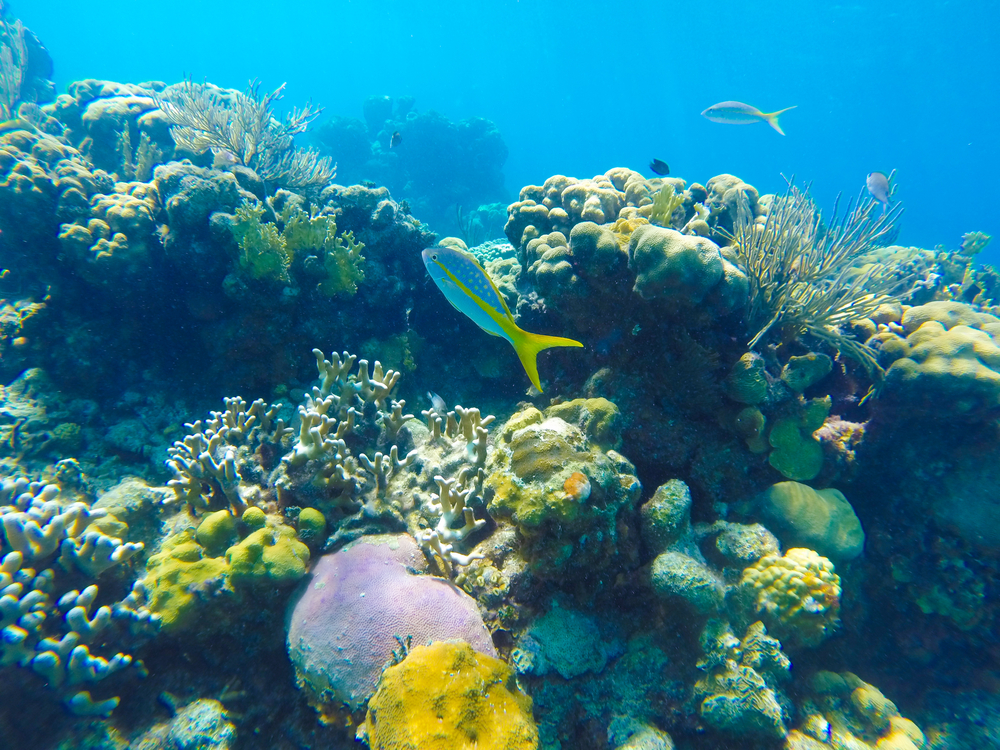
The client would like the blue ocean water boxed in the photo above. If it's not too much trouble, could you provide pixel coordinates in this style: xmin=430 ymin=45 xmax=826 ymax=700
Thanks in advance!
xmin=19 ymin=0 xmax=1000 ymax=261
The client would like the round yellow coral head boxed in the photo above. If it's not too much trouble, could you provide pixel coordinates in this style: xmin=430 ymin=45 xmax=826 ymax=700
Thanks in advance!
xmin=362 ymin=641 xmax=538 ymax=750
xmin=741 ymin=547 xmax=841 ymax=648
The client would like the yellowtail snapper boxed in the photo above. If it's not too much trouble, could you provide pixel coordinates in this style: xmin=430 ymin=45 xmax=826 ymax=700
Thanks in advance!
xmin=421 ymin=245 xmax=583 ymax=391
xmin=701 ymin=101 xmax=797 ymax=135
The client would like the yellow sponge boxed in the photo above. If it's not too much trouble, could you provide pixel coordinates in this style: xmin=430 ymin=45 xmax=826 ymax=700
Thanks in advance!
xmin=362 ymin=641 xmax=538 ymax=750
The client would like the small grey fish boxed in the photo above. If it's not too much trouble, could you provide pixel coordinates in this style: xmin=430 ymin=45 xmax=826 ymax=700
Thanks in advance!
xmin=427 ymin=391 xmax=446 ymax=413
xmin=701 ymin=101 xmax=797 ymax=135
xmin=649 ymin=158 xmax=670 ymax=176
xmin=866 ymin=171 xmax=891 ymax=214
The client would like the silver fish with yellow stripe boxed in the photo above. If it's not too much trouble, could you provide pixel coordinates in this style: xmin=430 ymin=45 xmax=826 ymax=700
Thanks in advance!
xmin=421 ymin=245 xmax=583 ymax=392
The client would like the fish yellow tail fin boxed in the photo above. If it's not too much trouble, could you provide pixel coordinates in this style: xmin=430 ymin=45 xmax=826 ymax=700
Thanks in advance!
xmin=763 ymin=105 xmax=797 ymax=135
xmin=509 ymin=329 xmax=584 ymax=392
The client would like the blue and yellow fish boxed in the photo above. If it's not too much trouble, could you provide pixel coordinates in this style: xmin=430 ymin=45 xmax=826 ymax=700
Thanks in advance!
xmin=421 ymin=245 xmax=583 ymax=391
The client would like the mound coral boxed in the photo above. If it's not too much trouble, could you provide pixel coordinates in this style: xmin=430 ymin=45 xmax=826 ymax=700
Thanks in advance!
xmin=226 ymin=523 xmax=309 ymax=586
xmin=871 ymin=300 xmax=1000 ymax=419
xmin=285 ymin=534 xmax=496 ymax=713
xmin=748 ymin=482 xmax=864 ymax=563
xmin=142 ymin=529 xmax=230 ymax=632
xmin=628 ymin=224 xmax=748 ymax=314
xmin=360 ymin=641 xmax=538 ymax=750
xmin=485 ymin=404 xmax=641 ymax=577
xmin=741 ymin=548 xmax=841 ymax=648
xmin=786 ymin=671 xmax=926 ymax=750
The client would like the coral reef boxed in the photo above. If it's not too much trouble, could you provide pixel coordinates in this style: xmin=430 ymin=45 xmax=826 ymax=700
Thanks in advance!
xmin=1 ymin=33 xmax=998 ymax=747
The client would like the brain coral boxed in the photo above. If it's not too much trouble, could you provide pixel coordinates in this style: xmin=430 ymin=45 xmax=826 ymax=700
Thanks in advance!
xmin=871 ymin=301 xmax=1000 ymax=419
xmin=695 ymin=621 xmax=790 ymax=739
xmin=285 ymin=534 xmax=496 ymax=713
xmin=741 ymin=548 xmax=841 ymax=648
xmin=360 ymin=641 xmax=538 ymax=750
xmin=485 ymin=405 xmax=641 ymax=578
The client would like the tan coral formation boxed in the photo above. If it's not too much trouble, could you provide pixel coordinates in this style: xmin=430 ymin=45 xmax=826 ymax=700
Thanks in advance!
xmin=871 ymin=300 xmax=1000 ymax=418
xmin=785 ymin=671 xmax=926 ymax=750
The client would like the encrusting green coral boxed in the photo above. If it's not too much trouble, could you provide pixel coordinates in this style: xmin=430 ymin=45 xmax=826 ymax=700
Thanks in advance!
xmin=231 ymin=199 xmax=291 ymax=282
xmin=767 ymin=397 xmax=830 ymax=481
xmin=230 ymin=198 xmax=366 ymax=294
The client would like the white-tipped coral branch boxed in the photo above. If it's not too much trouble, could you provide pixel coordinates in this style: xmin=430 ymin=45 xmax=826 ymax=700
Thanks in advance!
xmin=416 ymin=474 xmax=487 ymax=576
xmin=359 ymin=446 xmax=418 ymax=497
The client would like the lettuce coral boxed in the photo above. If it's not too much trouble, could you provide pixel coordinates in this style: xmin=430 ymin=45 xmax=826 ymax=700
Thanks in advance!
xmin=231 ymin=199 xmax=291 ymax=282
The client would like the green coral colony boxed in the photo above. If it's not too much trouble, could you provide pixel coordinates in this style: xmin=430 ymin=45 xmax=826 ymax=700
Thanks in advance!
xmin=2 ymin=9 xmax=1000 ymax=750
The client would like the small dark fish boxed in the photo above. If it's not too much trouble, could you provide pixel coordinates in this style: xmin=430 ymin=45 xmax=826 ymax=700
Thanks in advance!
xmin=389 ymin=131 xmax=401 ymax=148
xmin=866 ymin=171 xmax=891 ymax=215
xmin=649 ymin=159 xmax=670 ymax=176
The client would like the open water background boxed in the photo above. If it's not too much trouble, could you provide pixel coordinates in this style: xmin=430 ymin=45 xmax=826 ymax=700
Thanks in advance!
xmin=18 ymin=0 xmax=1000 ymax=261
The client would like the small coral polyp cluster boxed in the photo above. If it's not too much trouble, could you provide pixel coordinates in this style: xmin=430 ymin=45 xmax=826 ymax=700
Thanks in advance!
xmin=2 ymin=17 xmax=999 ymax=746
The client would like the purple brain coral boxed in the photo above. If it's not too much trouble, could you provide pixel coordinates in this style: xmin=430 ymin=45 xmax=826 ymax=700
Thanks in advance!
xmin=285 ymin=533 xmax=496 ymax=712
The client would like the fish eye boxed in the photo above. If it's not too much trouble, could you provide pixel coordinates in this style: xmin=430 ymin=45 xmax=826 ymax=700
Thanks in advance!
xmin=431 ymin=254 xmax=438 ymax=260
